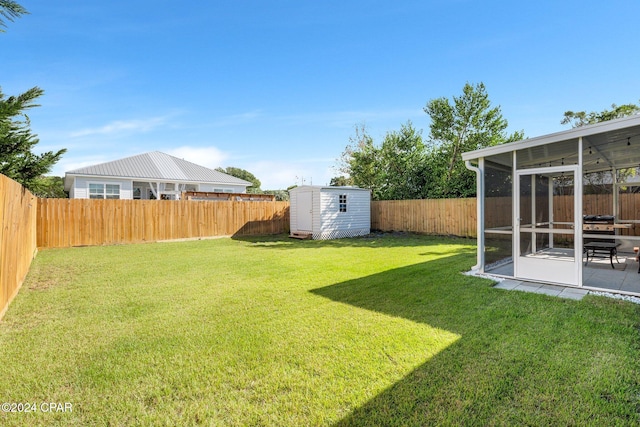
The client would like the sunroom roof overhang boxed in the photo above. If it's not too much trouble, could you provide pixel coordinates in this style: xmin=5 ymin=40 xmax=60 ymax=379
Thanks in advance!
xmin=462 ymin=114 xmax=640 ymax=174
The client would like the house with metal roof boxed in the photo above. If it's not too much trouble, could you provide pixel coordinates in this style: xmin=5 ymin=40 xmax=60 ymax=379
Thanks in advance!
xmin=64 ymin=151 xmax=252 ymax=200
xmin=462 ymin=114 xmax=640 ymax=296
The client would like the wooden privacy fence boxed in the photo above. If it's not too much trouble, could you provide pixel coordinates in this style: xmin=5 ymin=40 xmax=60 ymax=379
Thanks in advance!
xmin=372 ymin=198 xmax=477 ymax=237
xmin=37 ymin=199 xmax=290 ymax=249
xmin=4 ymin=184 xmax=640 ymax=318
xmin=373 ymin=194 xmax=640 ymax=238
xmin=0 ymin=175 xmax=37 ymax=319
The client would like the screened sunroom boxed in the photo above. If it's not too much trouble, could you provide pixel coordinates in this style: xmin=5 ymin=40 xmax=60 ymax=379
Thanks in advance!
xmin=462 ymin=115 xmax=640 ymax=296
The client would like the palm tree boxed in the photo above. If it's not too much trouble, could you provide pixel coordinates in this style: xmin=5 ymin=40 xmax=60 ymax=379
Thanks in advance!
xmin=0 ymin=0 xmax=27 ymax=32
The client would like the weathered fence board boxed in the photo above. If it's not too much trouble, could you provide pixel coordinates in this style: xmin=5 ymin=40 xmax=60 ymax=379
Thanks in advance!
xmin=37 ymin=199 xmax=290 ymax=248
xmin=371 ymin=198 xmax=478 ymax=237
xmin=0 ymin=175 xmax=37 ymax=319
xmin=372 ymin=194 xmax=640 ymax=238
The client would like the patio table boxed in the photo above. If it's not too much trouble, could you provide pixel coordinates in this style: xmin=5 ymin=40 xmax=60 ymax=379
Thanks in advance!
xmin=583 ymin=242 xmax=620 ymax=269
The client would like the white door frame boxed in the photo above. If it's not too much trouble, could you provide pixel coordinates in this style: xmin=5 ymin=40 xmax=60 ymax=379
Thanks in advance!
xmin=514 ymin=165 xmax=581 ymax=286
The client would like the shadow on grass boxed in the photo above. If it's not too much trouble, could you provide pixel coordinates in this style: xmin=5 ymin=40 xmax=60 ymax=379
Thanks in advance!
xmin=310 ymin=254 xmax=640 ymax=425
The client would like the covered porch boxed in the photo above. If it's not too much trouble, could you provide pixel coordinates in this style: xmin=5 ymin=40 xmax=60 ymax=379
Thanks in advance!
xmin=132 ymin=181 xmax=198 ymax=200
xmin=462 ymin=115 xmax=640 ymax=296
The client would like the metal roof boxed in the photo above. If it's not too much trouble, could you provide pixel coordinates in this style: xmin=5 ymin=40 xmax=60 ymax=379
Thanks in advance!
xmin=65 ymin=151 xmax=252 ymax=186
xmin=462 ymin=114 xmax=640 ymax=173
xmin=289 ymin=185 xmax=371 ymax=193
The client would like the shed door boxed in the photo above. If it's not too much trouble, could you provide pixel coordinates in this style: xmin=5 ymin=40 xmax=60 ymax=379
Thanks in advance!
xmin=297 ymin=191 xmax=313 ymax=231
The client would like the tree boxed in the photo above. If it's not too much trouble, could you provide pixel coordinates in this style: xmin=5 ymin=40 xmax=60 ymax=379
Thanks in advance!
xmin=30 ymin=175 xmax=67 ymax=198
xmin=338 ymin=124 xmax=384 ymax=199
xmin=262 ymin=189 xmax=289 ymax=201
xmin=0 ymin=0 xmax=27 ymax=31
xmin=1 ymin=0 xmax=66 ymax=192
xmin=561 ymin=102 xmax=640 ymax=128
xmin=329 ymin=176 xmax=352 ymax=186
xmin=215 ymin=166 xmax=262 ymax=193
xmin=0 ymin=87 xmax=67 ymax=191
xmin=377 ymin=121 xmax=428 ymax=200
xmin=338 ymin=84 xmax=521 ymax=200
xmin=424 ymin=82 xmax=523 ymax=198
xmin=338 ymin=122 xmax=429 ymax=200
xmin=562 ymin=100 xmax=640 ymax=192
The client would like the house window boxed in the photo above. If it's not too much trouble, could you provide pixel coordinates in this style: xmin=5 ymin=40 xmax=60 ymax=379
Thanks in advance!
xmin=339 ymin=194 xmax=347 ymax=212
xmin=133 ymin=187 xmax=141 ymax=200
xmin=105 ymin=184 xmax=120 ymax=199
xmin=89 ymin=183 xmax=104 ymax=199
xmin=89 ymin=183 xmax=120 ymax=199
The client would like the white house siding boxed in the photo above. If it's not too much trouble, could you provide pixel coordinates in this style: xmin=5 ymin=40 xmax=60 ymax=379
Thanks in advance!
xmin=72 ymin=177 xmax=133 ymax=199
xmin=316 ymin=189 xmax=370 ymax=240
xmin=120 ymin=180 xmax=133 ymax=199
xmin=71 ymin=177 xmax=89 ymax=199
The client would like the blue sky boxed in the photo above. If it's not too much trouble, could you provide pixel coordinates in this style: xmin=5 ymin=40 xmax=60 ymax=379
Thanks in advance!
xmin=3 ymin=1 xmax=640 ymax=189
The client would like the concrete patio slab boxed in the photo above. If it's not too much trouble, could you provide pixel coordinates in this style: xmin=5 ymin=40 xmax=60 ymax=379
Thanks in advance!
xmin=492 ymin=279 xmax=586 ymax=300
xmin=493 ymin=279 xmax=521 ymax=290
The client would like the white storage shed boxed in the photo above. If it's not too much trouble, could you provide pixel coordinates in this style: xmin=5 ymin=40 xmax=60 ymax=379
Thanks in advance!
xmin=289 ymin=186 xmax=371 ymax=240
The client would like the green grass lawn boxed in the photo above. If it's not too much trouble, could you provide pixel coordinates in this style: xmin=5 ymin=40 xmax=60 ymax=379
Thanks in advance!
xmin=0 ymin=234 xmax=639 ymax=426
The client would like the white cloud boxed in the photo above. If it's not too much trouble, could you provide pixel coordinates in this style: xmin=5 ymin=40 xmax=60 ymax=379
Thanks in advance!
xmin=49 ymin=155 xmax=115 ymax=176
xmin=70 ymin=116 xmax=170 ymax=137
xmin=210 ymin=110 xmax=264 ymax=127
xmin=166 ymin=146 xmax=229 ymax=170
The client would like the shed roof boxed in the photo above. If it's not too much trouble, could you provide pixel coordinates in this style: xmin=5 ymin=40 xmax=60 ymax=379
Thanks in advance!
xmin=289 ymin=185 xmax=371 ymax=193
xmin=65 ymin=151 xmax=252 ymax=186
xmin=462 ymin=114 xmax=640 ymax=173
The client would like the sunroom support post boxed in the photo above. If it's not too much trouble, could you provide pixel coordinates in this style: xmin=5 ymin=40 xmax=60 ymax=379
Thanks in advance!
xmin=549 ymin=174 xmax=554 ymax=249
xmin=512 ymin=151 xmax=518 ymax=278
xmin=576 ymin=137 xmax=583 ymax=287
xmin=465 ymin=158 xmax=484 ymax=272
xmin=531 ymin=175 xmax=536 ymax=253
xmin=613 ymin=167 xmax=618 ymax=222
